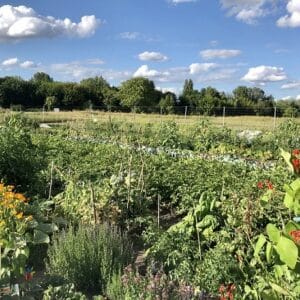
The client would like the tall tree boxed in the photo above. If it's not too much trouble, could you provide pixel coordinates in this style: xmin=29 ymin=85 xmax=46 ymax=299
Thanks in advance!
xmin=159 ymin=92 xmax=177 ymax=114
xmin=118 ymin=77 xmax=159 ymax=111
xmin=31 ymin=72 xmax=53 ymax=83
xmin=80 ymin=76 xmax=110 ymax=107
xmin=180 ymin=79 xmax=196 ymax=106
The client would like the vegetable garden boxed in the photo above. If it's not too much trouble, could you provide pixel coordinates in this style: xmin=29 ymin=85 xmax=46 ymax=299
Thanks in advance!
xmin=0 ymin=114 xmax=300 ymax=299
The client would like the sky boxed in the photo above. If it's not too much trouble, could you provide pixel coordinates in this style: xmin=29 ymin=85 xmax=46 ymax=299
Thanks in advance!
xmin=0 ymin=0 xmax=300 ymax=100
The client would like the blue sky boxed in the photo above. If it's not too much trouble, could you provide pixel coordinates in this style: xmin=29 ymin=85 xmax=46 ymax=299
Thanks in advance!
xmin=0 ymin=0 xmax=300 ymax=99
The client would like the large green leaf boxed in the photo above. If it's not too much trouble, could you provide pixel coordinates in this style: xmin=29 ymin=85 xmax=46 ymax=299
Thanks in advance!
xmin=269 ymin=282 xmax=290 ymax=296
xmin=33 ymin=229 xmax=50 ymax=244
xmin=254 ymin=234 xmax=266 ymax=257
xmin=266 ymin=242 xmax=273 ymax=263
xmin=274 ymin=236 xmax=298 ymax=269
xmin=280 ymin=148 xmax=294 ymax=172
xmin=35 ymin=223 xmax=58 ymax=234
xmin=266 ymin=224 xmax=280 ymax=243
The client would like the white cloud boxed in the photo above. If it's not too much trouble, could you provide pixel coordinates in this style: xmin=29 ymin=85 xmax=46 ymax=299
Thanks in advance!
xmin=51 ymin=60 xmax=130 ymax=81
xmin=277 ymin=0 xmax=300 ymax=28
xmin=1 ymin=57 xmax=38 ymax=68
xmin=200 ymin=68 xmax=237 ymax=82
xmin=281 ymin=95 xmax=300 ymax=100
xmin=2 ymin=57 xmax=19 ymax=66
xmin=281 ymin=81 xmax=300 ymax=89
xmin=156 ymin=86 xmax=180 ymax=95
xmin=0 ymin=5 xmax=100 ymax=41
xmin=119 ymin=32 xmax=140 ymax=40
xmin=20 ymin=60 xmax=36 ymax=68
xmin=133 ymin=65 xmax=160 ymax=78
xmin=132 ymin=63 xmax=237 ymax=85
xmin=281 ymin=96 xmax=293 ymax=100
xmin=220 ymin=0 xmax=276 ymax=24
xmin=189 ymin=63 xmax=218 ymax=74
xmin=200 ymin=49 xmax=241 ymax=59
xmin=138 ymin=51 xmax=168 ymax=62
xmin=242 ymin=65 xmax=287 ymax=83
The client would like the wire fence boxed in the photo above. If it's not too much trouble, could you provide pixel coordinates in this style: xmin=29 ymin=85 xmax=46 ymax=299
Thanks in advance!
xmin=1 ymin=105 xmax=300 ymax=131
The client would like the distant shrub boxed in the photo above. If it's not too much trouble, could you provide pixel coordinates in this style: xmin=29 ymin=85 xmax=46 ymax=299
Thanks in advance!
xmin=46 ymin=224 xmax=133 ymax=295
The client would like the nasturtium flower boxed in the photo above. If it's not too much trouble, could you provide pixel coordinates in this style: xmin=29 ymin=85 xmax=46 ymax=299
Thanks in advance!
xmin=292 ymin=149 xmax=300 ymax=157
xmin=290 ymin=230 xmax=300 ymax=244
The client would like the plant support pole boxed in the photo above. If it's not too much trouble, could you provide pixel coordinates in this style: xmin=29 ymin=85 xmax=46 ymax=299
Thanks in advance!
xmin=157 ymin=194 xmax=161 ymax=229
xmin=48 ymin=161 xmax=54 ymax=200
xmin=222 ymin=106 xmax=226 ymax=127
xmin=273 ymin=106 xmax=277 ymax=130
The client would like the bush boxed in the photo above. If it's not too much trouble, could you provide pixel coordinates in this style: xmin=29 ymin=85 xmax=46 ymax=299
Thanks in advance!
xmin=46 ymin=224 xmax=133 ymax=295
xmin=0 ymin=114 xmax=44 ymax=193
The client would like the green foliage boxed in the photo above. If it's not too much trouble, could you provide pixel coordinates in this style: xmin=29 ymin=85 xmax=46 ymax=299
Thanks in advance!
xmin=0 ymin=114 xmax=44 ymax=193
xmin=249 ymin=149 xmax=300 ymax=298
xmin=118 ymin=77 xmax=159 ymax=110
xmin=43 ymin=284 xmax=87 ymax=300
xmin=46 ymin=224 xmax=133 ymax=295
xmin=195 ymin=245 xmax=243 ymax=295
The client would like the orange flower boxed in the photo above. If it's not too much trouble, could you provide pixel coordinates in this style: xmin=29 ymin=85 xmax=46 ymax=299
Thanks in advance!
xmin=290 ymin=230 xmax=300 ymax=244
xmin=292 ymin=159 xmax=300 ymax=174
xmin=15 ymin=193 xmax=27 ymax=202
xmin=292 ymin=149 xmax=300 ymax=157
xmin=257 ymin=182 xmax=264 ymax=189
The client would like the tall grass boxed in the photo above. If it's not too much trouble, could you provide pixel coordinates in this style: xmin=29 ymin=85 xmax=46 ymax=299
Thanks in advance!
xmin=46 ymin=223 xmax=133 ymax=295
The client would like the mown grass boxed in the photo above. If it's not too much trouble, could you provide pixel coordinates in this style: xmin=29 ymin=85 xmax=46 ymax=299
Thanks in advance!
xmin=1 ymin=109 xmax=299 ymax=130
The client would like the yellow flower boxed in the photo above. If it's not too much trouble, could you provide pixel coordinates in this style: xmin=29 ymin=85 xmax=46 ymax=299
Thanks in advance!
xmin=26 ymin=215 xmax=33 ymax=221
xmin=7 ymin=185 xmax=14 ymax=192
xmin=15 ymin=212 xmax=23 ymax=219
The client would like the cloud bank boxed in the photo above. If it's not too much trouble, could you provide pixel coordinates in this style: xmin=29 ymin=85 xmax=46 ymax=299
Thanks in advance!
xmin=0 ymin=5 xmax=100 ymax=41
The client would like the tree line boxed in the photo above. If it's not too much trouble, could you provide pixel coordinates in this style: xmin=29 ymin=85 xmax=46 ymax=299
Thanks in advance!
xmin=0 ymin=72 xmax=299 ymax=116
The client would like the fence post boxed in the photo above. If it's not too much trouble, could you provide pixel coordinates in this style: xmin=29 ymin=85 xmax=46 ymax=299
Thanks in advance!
xmin=184 ymin=106 xmax=188 ymax=119
xmin=42 ymin=106 xmax=45 ymax=123
xmin=273 ymin=106 xmax=277 ymax=129
xmin=222 ymin=106 xmax=226 ymax=127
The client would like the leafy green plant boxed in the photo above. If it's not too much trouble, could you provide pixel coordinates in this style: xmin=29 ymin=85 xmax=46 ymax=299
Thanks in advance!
xmin=43 ymin=283 xmax=87 ymax=300
xmin=195 ymin=244 xmax=243 ymax=296
xmin=249 ymin=149 xmax=300 ymax=299
xmin=46 ymin=224 xmax=133 ymax=295
xmin=0 ymin=114 xmax=44 ymax=194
